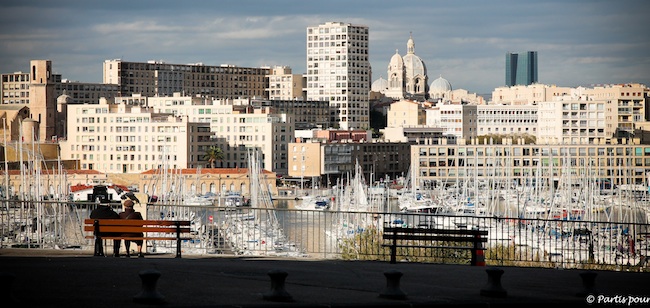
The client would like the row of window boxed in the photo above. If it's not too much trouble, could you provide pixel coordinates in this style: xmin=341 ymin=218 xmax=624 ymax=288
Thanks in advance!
xmin=417 ymin=146 xmax=650 ymax=157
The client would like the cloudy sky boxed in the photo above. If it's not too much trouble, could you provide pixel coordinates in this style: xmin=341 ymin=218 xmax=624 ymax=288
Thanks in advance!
xmin=1 ymin=0 xmax=648 ymax=94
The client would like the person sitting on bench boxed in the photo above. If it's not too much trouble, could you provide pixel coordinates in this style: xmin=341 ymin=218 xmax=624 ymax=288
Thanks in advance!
xmin=89 ymin=198 xmax=121 ymax=257
xmin=119 ymin=199 xmax=145 ymax=258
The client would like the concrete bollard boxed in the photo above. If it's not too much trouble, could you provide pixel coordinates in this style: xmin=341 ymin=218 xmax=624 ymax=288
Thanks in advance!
xmin=263 ymin=269 xmax=293 ymax=302
xmin=480 ymin=267 xmax=507 ymax=297
xmin=379 ymin=270 xmax=407 ymax=300
xmin=133 ymin=269 xmax=166 ymax=304
xmin=576 ymin=271 xmax=599 ymax=297
xmin=0 ymin=272 xmax=18 ymax=304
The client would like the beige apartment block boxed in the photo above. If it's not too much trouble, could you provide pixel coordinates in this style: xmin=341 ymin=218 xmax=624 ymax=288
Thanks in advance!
xmin=426 ymin=104 xmax=477 ymax=139
xmin=387 ymin=99 xmax=426 ymax=127
xmin=580 ymin=83 xmax=648 ymax=134
xmin=60 ymin=98 xmax=212 ymax=174
xmin=537 ymin=96 xmax=617 ymax=144
xmin=125 ymin=93 xmax=293 ymax=175
xmin=1 ymin=72 xmax=30 ymax=105
xmin=412 ymin=137 xmax=649 ymax=188
xmin=287 ymin=141 xmax=322 ymax=179
xmin=491 ymin=84 xmax=573 ymax=105
xmin=266 ymin=66 xmax=305 ymax=100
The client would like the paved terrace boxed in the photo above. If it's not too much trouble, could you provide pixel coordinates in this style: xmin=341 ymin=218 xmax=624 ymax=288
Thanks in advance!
xmin=0 ymin=248 xmax=648 ymax=307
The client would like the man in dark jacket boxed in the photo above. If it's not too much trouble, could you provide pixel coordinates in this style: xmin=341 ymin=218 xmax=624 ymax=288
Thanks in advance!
xmin=90 ymin=202 xmax=121 ymax=257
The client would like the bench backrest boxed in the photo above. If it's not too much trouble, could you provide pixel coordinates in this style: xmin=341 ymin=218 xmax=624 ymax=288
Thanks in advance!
xmin=84 ymin=219 xmax=191 ymax=234
xmin=383 ymin=227 xmax=488 ymax=242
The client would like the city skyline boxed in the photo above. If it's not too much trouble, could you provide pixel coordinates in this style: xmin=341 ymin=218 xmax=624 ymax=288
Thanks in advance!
xmin=0 ymin=0 xmax=648 ymax=95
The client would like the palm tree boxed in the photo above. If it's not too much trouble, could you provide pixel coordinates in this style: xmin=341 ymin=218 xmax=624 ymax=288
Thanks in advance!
xmin=203 ymin=146 xmax=224 ymax=168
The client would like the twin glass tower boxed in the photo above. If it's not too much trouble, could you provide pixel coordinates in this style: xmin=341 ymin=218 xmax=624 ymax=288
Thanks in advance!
xmin=505 ymin=51 xmax=538 ymax=87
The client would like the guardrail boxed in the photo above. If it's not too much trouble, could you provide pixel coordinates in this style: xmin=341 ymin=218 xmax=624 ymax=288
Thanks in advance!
xmin=0 ymin=200 xmax=648 ymax=270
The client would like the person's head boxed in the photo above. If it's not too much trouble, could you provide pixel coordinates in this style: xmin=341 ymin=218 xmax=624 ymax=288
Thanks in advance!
xmin=124 ymin=199 xmax=134 ymax=208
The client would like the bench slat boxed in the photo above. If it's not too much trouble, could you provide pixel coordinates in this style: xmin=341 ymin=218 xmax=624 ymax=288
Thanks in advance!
xmin=84 ymin=226 xmax=191 ymax=233
xmin=381 ymin=244 xmax=482 ymax=250
xmin=85 ymin=236 xmax=191 ymax=241
xmin=384 ymin=227 xmax=488 ymax=236
xmin=84 ymin=219 xmax=190 ymax=226
xmin=382 ymin=234 xmax=488 ymax=242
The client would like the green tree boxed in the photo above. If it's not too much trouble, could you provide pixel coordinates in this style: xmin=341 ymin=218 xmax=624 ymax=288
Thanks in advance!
xmin=203 ymin=146 xmax=224 ymax=168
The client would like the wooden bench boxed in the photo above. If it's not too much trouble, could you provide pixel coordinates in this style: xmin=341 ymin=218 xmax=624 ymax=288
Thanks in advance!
xmin=84 ymin=219 xmax=191 ymax=258
xmin=382 ymin=226 xmax=488 ymax=265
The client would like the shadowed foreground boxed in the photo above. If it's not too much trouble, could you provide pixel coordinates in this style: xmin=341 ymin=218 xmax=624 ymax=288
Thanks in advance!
xmin=0 ymin=248 xmax=648 ymax=307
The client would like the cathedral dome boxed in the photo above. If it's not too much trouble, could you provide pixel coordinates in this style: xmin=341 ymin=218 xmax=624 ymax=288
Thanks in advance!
xmin=430 ymin=76 xmax=452 ymax=92
xmin=403 ymin=53 xmax=427 ymax=78
xmin=371 ymin=77 xmax=388 ymax=93
xmin=388 ymin=50 xmax=404 ymax=70
xmin=57 ymin=93 xmax=72 ymax=104
xmin=403 ymin=33 xmax=427 ymax=79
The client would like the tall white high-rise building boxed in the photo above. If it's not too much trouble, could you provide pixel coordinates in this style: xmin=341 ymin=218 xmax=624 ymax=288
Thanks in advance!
xmin=306 ymin=22 xmax=371 ymax=130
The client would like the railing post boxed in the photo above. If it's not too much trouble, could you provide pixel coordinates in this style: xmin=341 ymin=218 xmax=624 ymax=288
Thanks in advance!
xmin=93 ymin=219 xmax=104 ymax=257
xmin=175 ymin=221 xmax=182 ymax=258
xmin=390 ymin=228 xmax=397 ymax=264
xmin=471 ymin=230 xmax=485 ymax=266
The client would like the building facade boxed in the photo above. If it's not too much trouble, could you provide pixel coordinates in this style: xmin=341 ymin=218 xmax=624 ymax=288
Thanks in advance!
xmin=537 ymin=95 xmax=617 ymax=144
xmin=412 ymin=137 xmax=649 ymax=189
xmin=580 ymin=83 xmax=648 ymax=135
xmin=306 ymin=22 xmax=371 ymax=130
xmin=140 ymin=94 xmax=294 ymax=175
xmin=1 ymin=60 xmax=119 ymax=106
xmin=491 ymin=84 xmax=572 ymax=105
xmin=387 ymin=100 xmax=427 ymax=127
xmin=103 ymin=59 xmax=270 ymax=99
xmin=288 ymin=140 xmax=411 ymax=186
xmin=266 ymin=66 xmax=305 ymax=100
xmin=60 ymin=98 xmax=213 ymax=173
xmin=250 ymin=98 xmax=330 ymax=130
xmin=505 ymin=51 xmax=538 ymax=87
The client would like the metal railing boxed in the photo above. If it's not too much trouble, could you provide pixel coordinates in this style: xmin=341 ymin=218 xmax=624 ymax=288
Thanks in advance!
xmin=1 ymin=200 xmax=648 ymax=270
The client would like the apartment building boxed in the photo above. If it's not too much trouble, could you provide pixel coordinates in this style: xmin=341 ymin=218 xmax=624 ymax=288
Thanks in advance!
xmin=288 ymin=140 xmax=411 ymax=185
xmin=60 ymin=98 xmax=213 ymax=173
xmin=476 ymin=104 xmax=537 ymax=137
xmin=133 ymin=94 xmax=294 ymax=175
xmin=1 ymin=60 xmax=119 ymax=106
xmin=580 ymin=83 xmax=649 ymax=135
xmin=266 ymin=66 xmax=305 ymax=100
xmin=491 ymin=84 xmax=572 ymax=105
xmin=412 ymin=137 xmax=650 ymax=188
xmin=387 ymin=100 xmax=427 ymax=127
xmin=250 ymin=98 xmax=330 ymax=130
xmin=426 ymin=104 xmax=476 ymax=139
xmin=383 ymin=99 xmax=449 ymax=142
xmin=1 ymin=72 xmax=30 ymax=105
xmin=103 ymin=59 xmax=270 ymax=99
xmin=306 ymin=22 xmax=371 ymax=130
xmin=537 ymin=95 xmax=617 ymax=144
